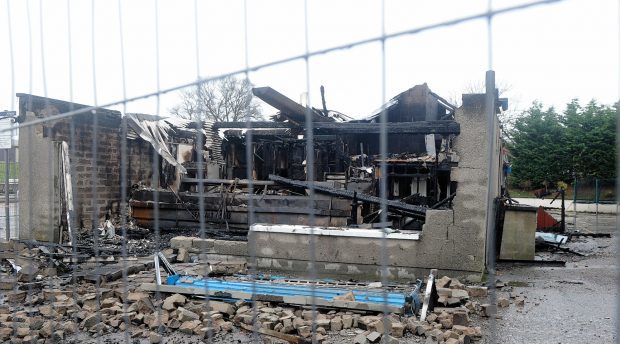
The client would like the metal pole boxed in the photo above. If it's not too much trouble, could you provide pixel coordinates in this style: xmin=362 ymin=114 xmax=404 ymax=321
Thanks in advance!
xmin=484 ymin=70 xmax=498 ymax=322
xmin=484 ymin=70 xmax=498 ymax=263
xmin=560 ymin=189 xmax=565 ymax=233
xmin=595 ymin=178 xmax=599 ymax=232
xmin=4 ymin=148 xmax=9 ymax=240
xmin=573 ymin=177 xmax=577 ymax=231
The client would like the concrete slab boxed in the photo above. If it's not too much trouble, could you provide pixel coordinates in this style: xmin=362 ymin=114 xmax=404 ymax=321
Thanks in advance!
xmin=499 ymin=207 xmax=536 ymax=260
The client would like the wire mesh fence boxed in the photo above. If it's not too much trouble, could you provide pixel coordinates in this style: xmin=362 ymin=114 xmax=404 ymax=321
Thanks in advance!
xmin=0 ymin=150 xmax=19 ymax=240
xmin=573 ymin=177 xmax=617 ymax=204
xmin=0 ymin=1 xmax=617 ymax=343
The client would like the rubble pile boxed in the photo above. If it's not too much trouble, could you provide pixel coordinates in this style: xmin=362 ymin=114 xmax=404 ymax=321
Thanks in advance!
xmin=0 ymin=276 xmax=498 ymax=344
xmin=0 ymin=239 xmax=508 ymax=343
xmin=76 ymin=224 xmax=197 ymax=257
xmin=0 ymin=289 xmax=487 ymax=344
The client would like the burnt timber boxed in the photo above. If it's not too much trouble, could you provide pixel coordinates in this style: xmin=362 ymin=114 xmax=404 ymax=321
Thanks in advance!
xmin=269 ymin=174 xmax=427 ymax=218
xmin=252 ymin=86 xmax=333 ymax=123
xmin=129 ymin=83 xmax=464 ymax=231
xmin=213 ymin=120 xmax=460 ymax=135
xmin=131 ymin=189 xmax=351 ymax=230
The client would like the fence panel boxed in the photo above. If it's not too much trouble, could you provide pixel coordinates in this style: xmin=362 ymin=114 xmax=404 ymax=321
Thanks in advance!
xmin=0 ymin=1 xmax=616 ymax=344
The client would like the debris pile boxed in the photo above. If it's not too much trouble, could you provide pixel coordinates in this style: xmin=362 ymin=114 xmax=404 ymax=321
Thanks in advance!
xmin=0 ymin=238 xmax=501 ymax=343
xmin=0 ymin=280 xmax=489 ymax=343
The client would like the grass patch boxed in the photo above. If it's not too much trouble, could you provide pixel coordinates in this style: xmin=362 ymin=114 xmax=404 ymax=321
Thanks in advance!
xmin=0 ymin=163 xmax=19 ymax=179
xmin=508 ymin=187 xmax=579 ymax=200
xmin=507 ymin=280 xmax=531 ymax=287
xmin=507 ymin=188 xmax=536 ymax=198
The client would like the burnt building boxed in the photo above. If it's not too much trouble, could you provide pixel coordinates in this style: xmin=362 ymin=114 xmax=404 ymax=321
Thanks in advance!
xmin=161 ymin=84 xmax=461 ymax=231
xmin=16 ymin=80 xmax=505 ymax=279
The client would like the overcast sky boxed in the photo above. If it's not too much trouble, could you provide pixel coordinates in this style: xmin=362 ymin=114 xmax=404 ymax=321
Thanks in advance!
xmin=0 ymin=0 xmax=618 ymax=119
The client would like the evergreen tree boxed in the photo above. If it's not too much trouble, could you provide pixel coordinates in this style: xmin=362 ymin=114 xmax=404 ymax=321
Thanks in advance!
xmin=562 ymin=100 xmax=616 ymax=179
xmin=508 ymin=99 xmax=617 ymax=189
xmin=509 ymin=102 xmax=566 ymax=188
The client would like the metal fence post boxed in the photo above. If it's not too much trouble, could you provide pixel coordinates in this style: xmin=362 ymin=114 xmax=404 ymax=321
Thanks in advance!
xmin=484 ymin=70 xmax=498 ymax=336
xmin=4 ymin=149 xmax=9 ymax=240
xmin=573 ymin=177 xmax=577 ymax=231
xmin=595 ymin=178 xmax=599 ymax=232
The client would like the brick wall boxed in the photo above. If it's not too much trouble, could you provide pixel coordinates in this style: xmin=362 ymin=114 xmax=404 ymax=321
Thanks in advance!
xmin=18 ymin=94 xmax=154 ymax=232
xmin=53 ymin=115 xmax=154 ymax=228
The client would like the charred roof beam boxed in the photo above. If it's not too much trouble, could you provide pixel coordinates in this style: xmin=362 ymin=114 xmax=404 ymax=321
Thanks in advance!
xmin=252 ymin=87 xmax=332 ymax=123
xmin=214 ymin=120 xmax=459 ymax=135
xmin=313 ymin=120 xmax=459 ymax=135
xmin=213 ymin=121 xmax=297 ymax=129
xmin=269 ymin=174 xmax=426 ymax=218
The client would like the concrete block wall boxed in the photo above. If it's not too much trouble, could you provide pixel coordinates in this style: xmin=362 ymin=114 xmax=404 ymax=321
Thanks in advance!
xmin=246 ymin=94 xmax=501 ymax=281
xmin=18 ymin=111 xmax=60 ymax=242
xmin=247 ymin=209 xmax=483 ymax=281
xmin=17 ymin=94 xmax=153 ymax=239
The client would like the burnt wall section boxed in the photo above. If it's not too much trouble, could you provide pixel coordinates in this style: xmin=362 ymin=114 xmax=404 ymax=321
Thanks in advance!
xmin=17 ymin=94 xmax=153 ymax=240
xmin=352 ymin=83 xmax=454 ymax=155
xmin=388 ymin=84 xmax=442 ymax=122
xmin=247 ymin=93 xmax=501 ymax=278
xmin=420 ymin=93 xmax=502 ymax=273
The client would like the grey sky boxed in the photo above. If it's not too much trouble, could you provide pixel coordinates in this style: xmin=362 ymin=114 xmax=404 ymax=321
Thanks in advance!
xmin=0 ymin=0 xmax=618 ymax=119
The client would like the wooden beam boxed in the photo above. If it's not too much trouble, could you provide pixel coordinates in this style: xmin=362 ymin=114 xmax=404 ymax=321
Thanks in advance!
xmin=313 ymin=121 xmax=460 ymax=135
xmin=269 ymin=174 xmax=427 ymax=218
xmin=252 ymin=87 xmax=317 ymax=119
xmin=213 ymin=121 xmax=297 ymax=129
xmin=60 ymin=141 xmax=74 ymax=246
xmin=238 ymin=323 xmax=310 ymax=344
xmin=180 ymin=178 xmax=275 ymax=186
xmin=213 ymin=120 xmax=460 ymax=135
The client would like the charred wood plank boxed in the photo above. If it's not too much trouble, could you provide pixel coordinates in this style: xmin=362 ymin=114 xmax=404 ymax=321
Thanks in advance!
xmin=268 ymin=174 xmax=426 ymax=218
xmin=314 ymin=135 xmax=339 ymax=141
xmin=214 ymin=120 xmax=459 ymax=135
xmin=313 ymin=121 xmax=459 ymax=135
xmin=181 ymin=178 xmax=275 ymax=186
xmin=130 ymin=190 xmax=352 ymax=210
xmin=252 ymin=87 xmax=331 ymax=123
xmin=238 ymin=323 xmax=310 ymax=344
xmin=219 ymin=128 xmax=293 ymax=137
xmin=213 ymin=121 xmax=297 ymax=129
xmin=130 ymin=202 xmax=349 ymax=218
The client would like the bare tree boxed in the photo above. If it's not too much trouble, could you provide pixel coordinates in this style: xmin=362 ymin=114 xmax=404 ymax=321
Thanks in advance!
xmin=448 ymin=80 xmax=521 ymax=134
xmin=170 ymin=76 xmax=262 ymax=122
xmin=447 ymin=80 xmax=512 ymax=107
